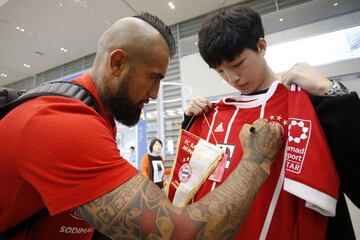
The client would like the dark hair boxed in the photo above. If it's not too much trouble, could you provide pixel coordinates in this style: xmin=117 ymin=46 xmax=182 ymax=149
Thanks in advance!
xmin=198 ymin=6 xmax=264 ymax=68
xmin=130 ymin=146 xmax=135 ymax=150
xmin=149 ymin=138 xmax=163 ymax=152
xmin=134 ymin=12 xmax=176 ymax=58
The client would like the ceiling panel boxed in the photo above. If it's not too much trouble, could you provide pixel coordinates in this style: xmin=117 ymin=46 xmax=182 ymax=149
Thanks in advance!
xmin=0 ymin=0 xmax=134 ymax=86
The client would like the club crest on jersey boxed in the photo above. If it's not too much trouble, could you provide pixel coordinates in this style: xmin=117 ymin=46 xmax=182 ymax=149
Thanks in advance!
xmin=286 ymin=118 xmax=311 ymax=174
xmin=266 ymin=114 xmax=287 ymax=135
xmin=178 ymin=163 xmax=192 ymax=183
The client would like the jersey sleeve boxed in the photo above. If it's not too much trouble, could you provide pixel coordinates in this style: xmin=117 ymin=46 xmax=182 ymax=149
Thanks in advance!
xmin=17 ymin=97 xmax=138 ymax=215
xmin=284 ymin=85 xmax=340 ymax=217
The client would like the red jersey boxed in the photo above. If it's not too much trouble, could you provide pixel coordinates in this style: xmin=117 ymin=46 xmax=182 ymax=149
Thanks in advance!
xmin=188 ymin=81 xmax=339 ymax=240
xmin=0 ymin=73 xmax=138 ymax=239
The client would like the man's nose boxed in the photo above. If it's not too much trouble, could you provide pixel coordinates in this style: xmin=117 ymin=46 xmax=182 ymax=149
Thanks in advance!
xmin=149 ymin=81 xmax=160 ymax=100
xmin=224 ymin=69 xmax=239 ymax=83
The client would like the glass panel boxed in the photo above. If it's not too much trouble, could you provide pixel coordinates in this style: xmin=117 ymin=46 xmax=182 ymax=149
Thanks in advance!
xmin=266 ymin=25 xmax=360 ymax=73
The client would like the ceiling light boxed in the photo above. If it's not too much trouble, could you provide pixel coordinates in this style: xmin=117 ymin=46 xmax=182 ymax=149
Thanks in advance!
xmin=279 ymin=18 xmax=284 ymax=22
xmin=195 ymin=41 xmax=198 ymax=45
xmin=60 ymin=47 xmax=68 ymax=52
xmin=23 ymin=64 xmax=30 ymax=68
xmin=16 ymin=26 xmax=25 ymax=32
xmin=333 ymin=3 xmax=338 ymax=6
xmin=168 ymin=2 xmax=175 ymax=9
xmin=1 ymin=73 xmax=7 ymax=77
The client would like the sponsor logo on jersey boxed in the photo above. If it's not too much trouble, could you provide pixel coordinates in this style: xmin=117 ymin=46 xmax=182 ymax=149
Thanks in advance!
xmin=214 ymin=122 xmax=224 ymax=132
xmin=286 ymin=118 xmax=311 ymax=174
xmin=59 ymin=226 xmax=93 ymax=234
xmin=70 ymin=209 xmax=84 ymax=220
xmin=178 ymin=163 xmax=192 ymax=183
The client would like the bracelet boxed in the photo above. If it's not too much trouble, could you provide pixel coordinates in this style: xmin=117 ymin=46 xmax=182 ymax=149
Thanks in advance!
xmin=323 ymin=80 xmax=349 ymax=96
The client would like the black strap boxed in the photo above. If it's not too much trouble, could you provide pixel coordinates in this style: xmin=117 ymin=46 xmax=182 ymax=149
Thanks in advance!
xmin=0 ymin=81 xmax=100 ymax=119
xmin=0 ymin=81 xmax=100 ymax=239
xmin=0 ymin=88 xmax=21 ymax=106
xmin=181 ymin=113 xmax=197 ymax=131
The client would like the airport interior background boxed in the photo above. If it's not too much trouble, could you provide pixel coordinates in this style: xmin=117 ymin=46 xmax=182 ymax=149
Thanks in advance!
xmin=1 ymin=0 xmax=359 ymax=237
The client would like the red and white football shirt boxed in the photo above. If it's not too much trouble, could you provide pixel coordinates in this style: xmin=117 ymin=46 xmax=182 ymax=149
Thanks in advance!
xmin=187 ymin=81 xmax=339 ymax=240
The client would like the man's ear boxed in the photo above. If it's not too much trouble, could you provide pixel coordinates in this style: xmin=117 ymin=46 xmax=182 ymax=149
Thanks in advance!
xmin=257 ymin=38 xmax=267 ymax=56
xmin=109 ymin=49 xmax=127 ymax=76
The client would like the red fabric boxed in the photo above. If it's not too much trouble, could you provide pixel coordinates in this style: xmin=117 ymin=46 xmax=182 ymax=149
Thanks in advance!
xmin=0 ymin=73 xmax=138 ymax=239
xmin=187 ymin=82 xmax=339 ymax=240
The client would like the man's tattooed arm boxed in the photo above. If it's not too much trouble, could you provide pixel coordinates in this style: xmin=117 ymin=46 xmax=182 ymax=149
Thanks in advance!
xmin=76 ymin=119 xmax=282 ymax=239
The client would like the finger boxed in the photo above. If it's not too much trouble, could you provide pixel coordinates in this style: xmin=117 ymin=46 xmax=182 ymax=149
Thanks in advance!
xmin=193 ymin=97 xmax=207 ymax=105
xmin=203 ymin=102 xmax=214 ymax=113
xmin=281 ymin=75 xmax=291 ymax=89
xmin=207 ymin=101 xmax=213 ymax=110
xmin=241 ymin=123 xmax=251 ymax=133
xmin=192 ymin=104 xmax=204 ymax=115
xmin=252 ymin=118 xmax=267 ymax=128
xmin=269 ymin=121 xmax=284 ymax=137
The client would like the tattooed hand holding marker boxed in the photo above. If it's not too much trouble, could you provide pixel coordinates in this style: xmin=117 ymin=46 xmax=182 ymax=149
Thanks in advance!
xmin=241 ymin=119 xmax=283 ymax=175
xmin=76 ymin=119 xmax=282 ymax=239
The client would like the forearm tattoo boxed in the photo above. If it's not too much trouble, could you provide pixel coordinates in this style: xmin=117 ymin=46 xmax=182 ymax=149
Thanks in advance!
xmin=77 ymin=159 xmax=267 ymax=240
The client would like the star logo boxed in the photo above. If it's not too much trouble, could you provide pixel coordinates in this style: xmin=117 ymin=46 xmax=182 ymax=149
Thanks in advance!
xmin=169 ymin=208 xmax=206 ymax=239
xmin=138 ymin=198 xmax=161 ymax=238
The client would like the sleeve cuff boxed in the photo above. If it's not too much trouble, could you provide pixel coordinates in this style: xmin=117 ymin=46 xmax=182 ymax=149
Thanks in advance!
xmin=284 ymin=178 xmax=337 ymax=216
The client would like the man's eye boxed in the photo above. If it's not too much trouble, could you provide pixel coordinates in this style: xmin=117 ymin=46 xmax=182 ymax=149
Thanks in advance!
xmin=233 ymin=59 xmax=245 ymax=67
xmin=152 ymin=75 xmax=161 ymax=81
xmin=233 ymin=61 xmax=243 ymax=67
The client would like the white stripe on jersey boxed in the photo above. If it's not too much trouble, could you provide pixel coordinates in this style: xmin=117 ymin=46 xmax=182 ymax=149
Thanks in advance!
xmin=206 ymin=106 xmax=219 ymax=141
xmin=260 ymin=148 xmax=287 ymax=239
xmin=224 ymin=107 xmax=239 ymax=143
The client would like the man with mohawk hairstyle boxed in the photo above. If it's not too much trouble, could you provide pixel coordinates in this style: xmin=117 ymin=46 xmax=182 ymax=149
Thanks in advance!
xmin=0 ymin=12 xmax=282 ymax=239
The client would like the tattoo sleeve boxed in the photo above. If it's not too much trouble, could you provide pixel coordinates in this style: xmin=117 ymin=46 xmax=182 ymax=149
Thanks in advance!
xmin=77 ymin=164 xmax=266 ymax=240
xmin=77 ymin=121 xmax=281 ymax=239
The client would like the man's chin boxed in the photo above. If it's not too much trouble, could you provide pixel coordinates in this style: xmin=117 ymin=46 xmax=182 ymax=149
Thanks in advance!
xmin=114 ymin=111 xmax=141 ymax=127
xmin=115 ymin=117 xmax=139 ymax=127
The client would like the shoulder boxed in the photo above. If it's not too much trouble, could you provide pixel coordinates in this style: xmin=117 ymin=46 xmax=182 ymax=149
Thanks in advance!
xmin=11 ymin=96 xmax=113 ymax=157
